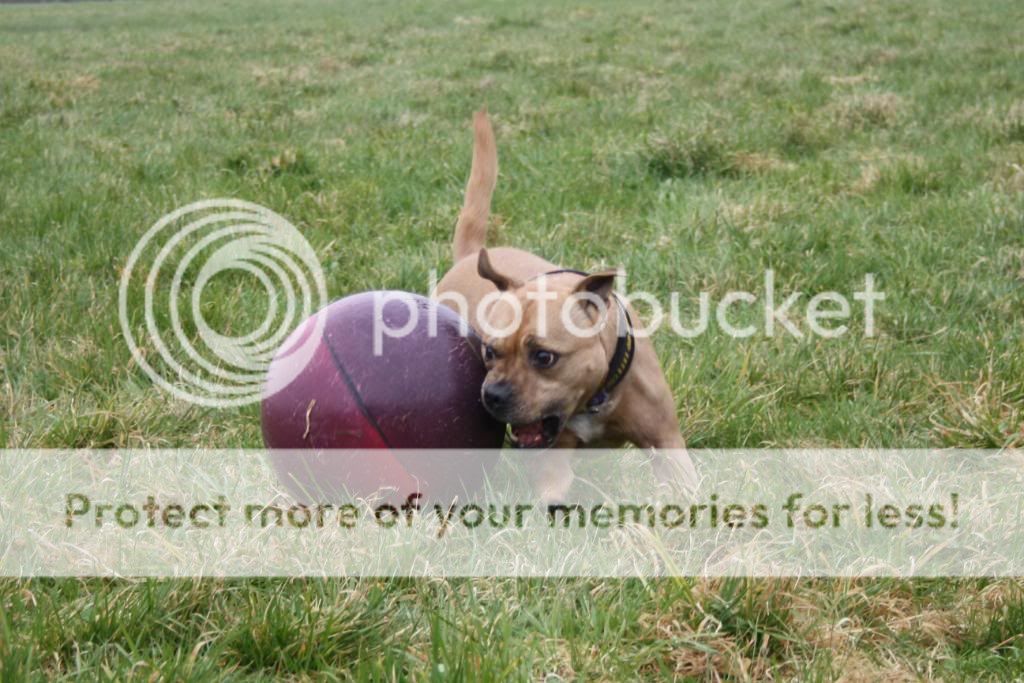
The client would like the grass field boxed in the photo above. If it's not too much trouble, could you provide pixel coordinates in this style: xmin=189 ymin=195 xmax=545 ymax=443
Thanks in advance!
xmin=2 ymin=0 xmax=1024 ymax=679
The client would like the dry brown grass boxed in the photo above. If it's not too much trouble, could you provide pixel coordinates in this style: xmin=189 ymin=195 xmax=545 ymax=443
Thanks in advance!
xmin=250 ymin=64 xmax=312 ymax=87
xmin=1001 ymin=100 xmax=1024 ymax=141
xmin=830 ymin=92 xmax=905 ymax=130
xmin=996 ymin=162 xmax=1024 ymax=193
xmin=29 ymin=73 xmax=100 ymax=108
xmin=989 ymin=143 xmax=1024 ymax=193
xmin=827 ymin=74 xmax=877 ymax=87
xmin=852 ymin=164 xmax=883 ymax=194
xmin=730 ymin=152 xmax=797 ymax=175
xmin=832 ymin=654 xmax=921 ymax=683
xmin=719 ymin=197 xmax=794 ymax=231
xmin=644 ymin=611 xmax=767 ymax=681
xmin=930 ymin=365 xmax=1024 ymax=448
xmin=850 ymin=154 xmax=932 ymax=195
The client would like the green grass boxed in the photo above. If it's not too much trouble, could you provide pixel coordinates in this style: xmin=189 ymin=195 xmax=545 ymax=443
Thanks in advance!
xmin=2 ymin=0 xmax=1024 ymax=678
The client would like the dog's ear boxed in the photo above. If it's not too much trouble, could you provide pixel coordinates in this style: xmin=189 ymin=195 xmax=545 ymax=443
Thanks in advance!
xmin=477 ymin=248 xmax=522 ymax=291
xmin=573 ymin=270 xmax=619 ymax=302
xmin=571 ymin=270 xmax=619 ymax=322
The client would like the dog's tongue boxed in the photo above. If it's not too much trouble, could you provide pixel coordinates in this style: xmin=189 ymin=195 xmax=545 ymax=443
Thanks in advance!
xmin=511 ymin=421 xmax=547 ymax=448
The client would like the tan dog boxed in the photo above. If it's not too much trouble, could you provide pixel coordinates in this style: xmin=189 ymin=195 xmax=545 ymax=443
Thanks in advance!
xmin=434 ymin=110 xmax=697 ymax=504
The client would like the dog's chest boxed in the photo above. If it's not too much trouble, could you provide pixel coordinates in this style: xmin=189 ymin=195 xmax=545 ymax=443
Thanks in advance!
xmin=566 ymin=412 xmax=606 ymax=444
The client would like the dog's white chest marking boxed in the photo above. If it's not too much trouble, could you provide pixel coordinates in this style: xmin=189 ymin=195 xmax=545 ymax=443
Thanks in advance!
xmin=567 ymin=413 xmax=605 ymax=444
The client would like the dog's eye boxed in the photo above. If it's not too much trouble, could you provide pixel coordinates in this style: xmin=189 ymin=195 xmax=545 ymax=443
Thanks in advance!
xmin=483 ymin=344 xmax=497 ymax=362
xmin=530 ymin=349 xmax=559 ymax=369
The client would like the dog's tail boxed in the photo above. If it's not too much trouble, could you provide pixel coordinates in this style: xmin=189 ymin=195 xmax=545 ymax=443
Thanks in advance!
xmin=452 ymin=109 xmax=498 ymax=262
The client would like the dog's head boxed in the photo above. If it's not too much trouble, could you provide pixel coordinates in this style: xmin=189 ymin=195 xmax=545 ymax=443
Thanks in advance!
xmin=475 ymin=249 xmax=619 ymax=448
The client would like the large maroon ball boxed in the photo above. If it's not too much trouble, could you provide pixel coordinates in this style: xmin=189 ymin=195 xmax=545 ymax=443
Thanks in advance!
xmin=261 ymin=291 xmax=505 ymax=502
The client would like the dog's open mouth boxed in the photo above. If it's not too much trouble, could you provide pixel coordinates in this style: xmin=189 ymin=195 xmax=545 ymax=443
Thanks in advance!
xmin=508 ymin=415 xmax=563 ymax=448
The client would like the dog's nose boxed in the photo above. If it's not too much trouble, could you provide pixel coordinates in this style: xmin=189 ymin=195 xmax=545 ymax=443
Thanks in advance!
xmin=482 ymin=382 xmax=513 ymax=413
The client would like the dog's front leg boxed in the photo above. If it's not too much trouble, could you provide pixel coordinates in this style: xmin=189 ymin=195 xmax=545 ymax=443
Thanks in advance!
xmin=528 ymin=432 xmax=579 ymax=507
xmin=647 ymin=441 xmax=699 ymax=493
xmin=530 ymin=451 xmax=574 ymax=508
xmin=617 ymin=395 xmax=699 ymax=492
xmin=628 ymin=413 xmax=699 ymax=492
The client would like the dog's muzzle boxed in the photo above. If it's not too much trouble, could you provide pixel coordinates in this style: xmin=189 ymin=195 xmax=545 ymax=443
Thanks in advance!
xmin=482 ymin=382 xmax=565 ymax=448
xmin=481 ymin=381 xmax=514 ymax=419
xmin=508 ymin=415 xmax=563 ymax=448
